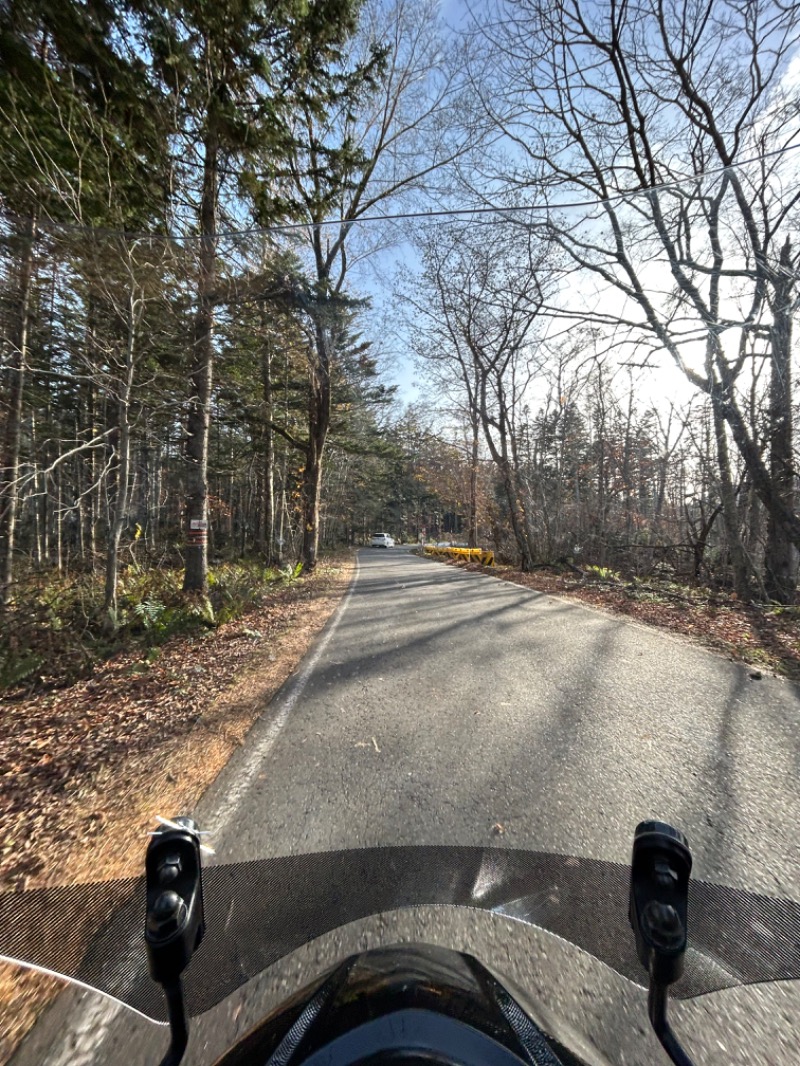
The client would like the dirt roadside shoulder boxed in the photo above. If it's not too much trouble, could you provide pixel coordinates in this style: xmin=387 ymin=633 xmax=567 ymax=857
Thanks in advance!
xmin=0 ymin=555 xmax=356 ymax=1062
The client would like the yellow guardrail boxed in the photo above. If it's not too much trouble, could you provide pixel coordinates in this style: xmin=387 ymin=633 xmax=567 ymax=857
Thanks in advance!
xmin=424 ymin=546 xmax=494 ymax=567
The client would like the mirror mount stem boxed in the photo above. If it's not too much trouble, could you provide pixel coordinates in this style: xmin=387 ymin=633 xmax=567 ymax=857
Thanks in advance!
xmin=648 ymin=980 xmax=695 ymax=1066
xmin=158 ymin=978 xmax=189 ymax=1066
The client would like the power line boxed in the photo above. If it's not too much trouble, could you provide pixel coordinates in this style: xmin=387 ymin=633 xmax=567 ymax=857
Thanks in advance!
xmin=5 ymin=142 xmax=800 ymax=243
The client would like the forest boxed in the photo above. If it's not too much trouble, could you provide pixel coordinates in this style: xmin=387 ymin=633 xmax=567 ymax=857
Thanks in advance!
xmin=1 ymin=0 xmax=799 ymax=691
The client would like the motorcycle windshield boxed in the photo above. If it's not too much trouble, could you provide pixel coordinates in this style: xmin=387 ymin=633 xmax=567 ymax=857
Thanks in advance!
xmin=2 ymin=844 xmax=799 ymax=1025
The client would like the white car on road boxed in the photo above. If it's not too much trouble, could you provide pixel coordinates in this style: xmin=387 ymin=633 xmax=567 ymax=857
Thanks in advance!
xmin=370 ymin=532 xmax=395 ymax=548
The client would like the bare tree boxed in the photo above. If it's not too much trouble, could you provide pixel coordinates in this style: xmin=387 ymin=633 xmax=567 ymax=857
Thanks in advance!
xmin=472 ymin=0 xmax=800 ymax=600
xmin=276 ymin=0 xmax=475 ymax=569
xmin=81 ymin=238 xmax=177 ymax=629
xmin=0 ymin=214 xmax=36 ymax=604
xmin=407 ymin=221 xmax=550 ymax=569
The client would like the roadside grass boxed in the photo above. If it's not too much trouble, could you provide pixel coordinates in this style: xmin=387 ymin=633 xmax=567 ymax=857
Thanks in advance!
xmin=0 ymin=558 xmax=305 ymax=695
xmin=0 ymin=554 xmax=355 ymax=1063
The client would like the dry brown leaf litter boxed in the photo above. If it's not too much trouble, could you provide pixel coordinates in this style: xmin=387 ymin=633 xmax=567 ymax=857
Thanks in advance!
xmin=0 ymin=556 xmax=354 ymax=1062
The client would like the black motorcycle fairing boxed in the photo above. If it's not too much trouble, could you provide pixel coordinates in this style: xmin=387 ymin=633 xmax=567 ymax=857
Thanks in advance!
xmin=212 ymin=945 xmax=584 ymax=1066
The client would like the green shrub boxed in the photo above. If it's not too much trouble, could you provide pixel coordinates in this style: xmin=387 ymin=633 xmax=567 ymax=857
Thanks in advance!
xmin=585 ymin=565 xmax=621 ymax=582
xmin=0 ymin=558 xmax=302 ymax=692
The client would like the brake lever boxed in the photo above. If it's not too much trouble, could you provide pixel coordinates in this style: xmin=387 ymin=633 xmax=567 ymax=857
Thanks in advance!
xmin=145 ymin=816 xmax=206 ymax=1066
xmin=629 ymin=820 xmax=697 ymax=1066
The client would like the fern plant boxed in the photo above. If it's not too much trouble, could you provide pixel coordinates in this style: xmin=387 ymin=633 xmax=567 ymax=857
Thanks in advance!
xmin=133 ymin=597 xmax=167 ymax=632
xmin=0 ymin=650 xmax=44 ymax=689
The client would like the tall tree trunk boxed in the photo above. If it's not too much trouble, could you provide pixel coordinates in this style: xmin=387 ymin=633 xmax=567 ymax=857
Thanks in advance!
xmin=595 ymin=366 xmax=608 ymax=564
xmin=261 ymin=329 xmax=277 ymax=564
xmin=103 ymin=294 xmax=137 ymax=630
xmin=476 ymin=374 xmax=534 ymax=570
xmin=139 ymin=442 xmax=151 ymax=546
xmin=763 ymin=238 xmax=797 ymax=603
xmin=183 ymin=129 xmax=218 ymax=593
xmin=55 ymin=462 xmax=63 ymax=574
xmin=278 ymin=477 xmax=287 ymax=564
xmin=31 ymin=411 xmax=42 ymax=565
xmin=622 ymin=383 xmax=634 ymax=540
xmin=84 ymin=307 xmax=99 ymax=568
xmin=508 ymin=428 xmax=536 ymax=570
xmin=488 ymin=432 xmax=532 ymax=569
xmin=494 ymin=460 xmax=533 ymax=569
xmin=0 ymin=213 xmax=36 ymax=605
xmin=468 ymin=416 xmax=479 ymax=549
xmin=711 ymin=393 xmax=751 ymax=599
xmin=301 ymin=320 xmax=331 ymax=572
xmin=151 ymin=441 xmax=162 ymax=551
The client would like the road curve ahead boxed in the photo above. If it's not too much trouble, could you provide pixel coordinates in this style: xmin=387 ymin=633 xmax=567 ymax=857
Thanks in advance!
xmin=13 ymin=547 xmax=800 ymax=1066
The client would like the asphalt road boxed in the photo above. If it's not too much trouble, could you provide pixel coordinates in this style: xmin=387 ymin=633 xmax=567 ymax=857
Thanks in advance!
xmin=12 ymin=548 xmax=800 ymax=1066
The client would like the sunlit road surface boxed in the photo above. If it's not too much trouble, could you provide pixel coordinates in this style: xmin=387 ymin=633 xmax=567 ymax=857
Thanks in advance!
xmin=12 ymin=549 xmax=800 ymax=1066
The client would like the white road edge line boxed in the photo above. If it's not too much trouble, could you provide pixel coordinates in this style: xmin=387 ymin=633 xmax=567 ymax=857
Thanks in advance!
xmin=32 ymin=555 xmax=362 ymax=1066
xmin=211 ymin=553 xmax=361 ymax=838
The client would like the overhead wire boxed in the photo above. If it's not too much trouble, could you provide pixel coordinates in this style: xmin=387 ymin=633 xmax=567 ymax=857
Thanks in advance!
xmin=5 ymin=142 xmax=800 ymax=244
